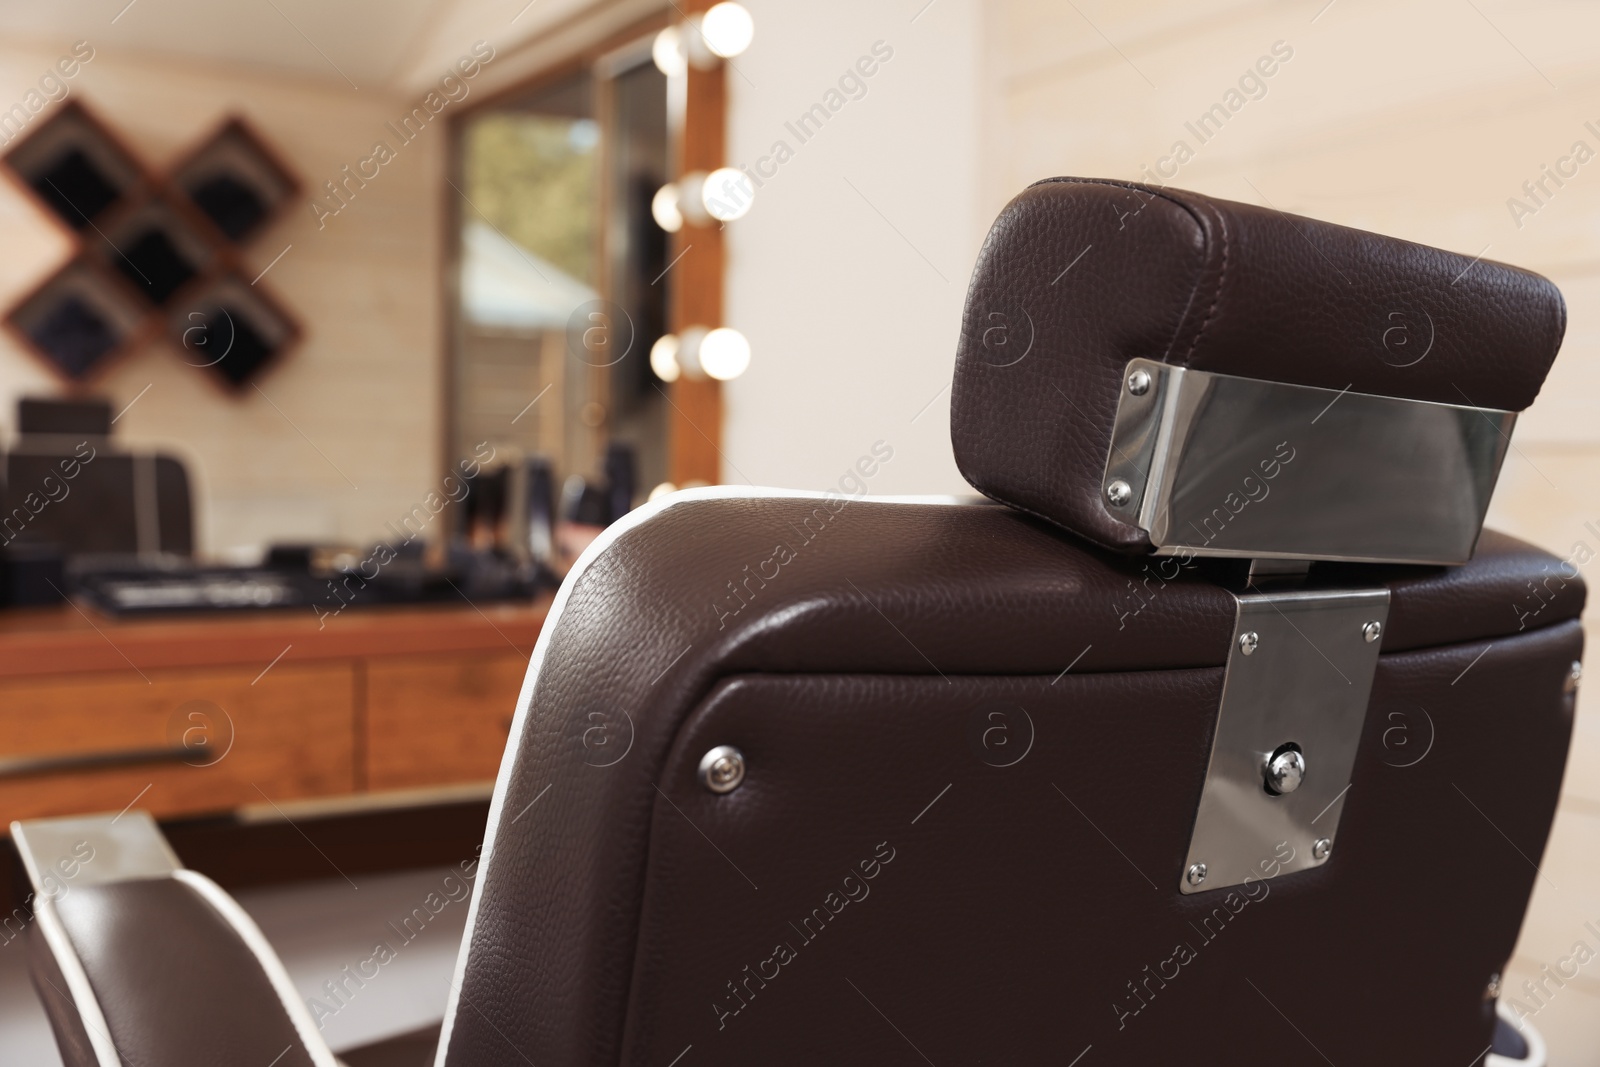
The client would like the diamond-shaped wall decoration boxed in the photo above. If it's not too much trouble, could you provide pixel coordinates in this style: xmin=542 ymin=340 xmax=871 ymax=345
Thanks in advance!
xmin=3 ymin=99 xmax=302 ymax=390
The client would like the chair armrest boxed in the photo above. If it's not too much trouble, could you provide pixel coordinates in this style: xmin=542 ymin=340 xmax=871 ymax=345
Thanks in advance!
xmin=12 ymin=812 xmax=338 ymax=1067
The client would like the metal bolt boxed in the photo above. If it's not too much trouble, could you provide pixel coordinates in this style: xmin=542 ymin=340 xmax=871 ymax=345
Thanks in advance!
xmin=1567 ymin=661 xmax=1583 ymax=694
xmin=1486 ymin=972 xmax=1502 ymax=1000
xmin=1264 ymin=747 xmax=1306 ymax=796
xmin=1106 ymin=479 xmax=1133 ymax=507
xmin=1362 ymin=620 xmax=1382 ymax=644
xmin=1312 ymin=837 xmax=1333 ymax=861
xmin=698 ymin=746 xmax=746 ymax=794
xmin=1239 ymin=631 xmax=1259 ymax=656
xmin=1127 ymin=369 xmax=1152 ymax=396
xmin=1186 ymin=862 xmax=1208 ymax=887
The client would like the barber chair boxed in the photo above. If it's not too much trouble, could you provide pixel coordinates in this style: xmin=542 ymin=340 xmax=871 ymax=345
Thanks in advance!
xmin=3 ymin=397 xmax=194 ymax=560
xmin=11 ymin=178 xmax=1582 ymax=1066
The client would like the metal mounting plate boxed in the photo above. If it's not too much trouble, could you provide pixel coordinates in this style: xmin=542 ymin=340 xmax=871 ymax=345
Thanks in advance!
xmin=1103 ymin=358 xmax=1515 ymax=565
xmin=1180 ymin=587 xmax=1390 ymax=894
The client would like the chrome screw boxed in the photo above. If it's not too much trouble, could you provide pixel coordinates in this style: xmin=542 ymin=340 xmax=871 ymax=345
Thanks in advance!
xmin=1567 ymin=661 xmax=1583 ymax=694
xmin=1486 ymin=973 xmax=1502 ymax=1000
xmin=1313 ymin=837 xmax=1333 ymax=861
xmin=1186 ymin=862 xmax=1208 ymax=887
xmin=698 ymin=746 xmax=746 ymax=794
xmin=1239 ymin=631 xmax=1259 ymax=656
xmin=1362 ymin=620 xmax=1382 ymax=643
xmin=1106 ymin=479 xmax=1133 ymax=507
xmin=1127 ymin=369 xmax=1152 ymax=396
xmin=1264 ymin=747 xmax=1306 ymax=796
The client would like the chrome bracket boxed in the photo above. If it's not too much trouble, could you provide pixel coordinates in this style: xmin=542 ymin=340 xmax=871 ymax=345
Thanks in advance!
xmin=1180 ymin=586 xmax=1390 ymax=894
xmin=1103 ymin=358 xmax=1515 ymax=566
xmin=11 ymin=811 xmax=182 ymax=894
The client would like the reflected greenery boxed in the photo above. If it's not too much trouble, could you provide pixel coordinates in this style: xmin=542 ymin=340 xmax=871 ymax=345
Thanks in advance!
xmin=463 ymin=114 xmax=598 ymax=284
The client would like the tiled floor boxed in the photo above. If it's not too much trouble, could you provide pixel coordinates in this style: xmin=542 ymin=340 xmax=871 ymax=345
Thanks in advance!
xmin=236 ymin=866 xmax=468 ymax=1055
xmin=0 ymin=936 xmax=60 ymax=1067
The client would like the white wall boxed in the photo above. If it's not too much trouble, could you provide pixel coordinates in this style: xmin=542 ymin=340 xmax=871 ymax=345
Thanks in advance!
xmin=722 ymin=0 xmax=982 ymax=498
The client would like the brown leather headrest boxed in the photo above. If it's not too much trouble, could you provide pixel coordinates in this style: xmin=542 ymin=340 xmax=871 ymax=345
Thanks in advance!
xmin=950 ymin=177 xmax=1567 ymax=556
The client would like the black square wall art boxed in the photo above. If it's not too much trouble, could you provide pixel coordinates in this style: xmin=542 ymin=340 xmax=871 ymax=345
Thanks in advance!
xmin=166 ymin=273 xmax=299 ymax=391
xmin=30 ymin=146 xmax=122 ymax=228
xmin=6 ymin=102 xmax=143 ymax=232
xmin=115 ymin=227 xmax=197 ymax=304
xmin=5 ymin=259 xmax=148 ymax=381
xmin=96 ymin=198 xmax=216 ymax=307
xmin=190 ymin=173 xmax=267 ymax=241
xmin=3 ymin=100 xmax=300 ymax=388
xmin=171 ymin=119 xmax=298 ymax=245
xmin=30 ymin=295 xmax=118 ymax=377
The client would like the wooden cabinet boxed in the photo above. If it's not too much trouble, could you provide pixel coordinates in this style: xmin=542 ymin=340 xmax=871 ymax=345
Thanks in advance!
xmin=0 ymin=663 xmax=354 ymax=824
xmin=0 ymin=602 xmax=546 ymax=826
xmin=365 ymin=652 xmax=527 ymax=790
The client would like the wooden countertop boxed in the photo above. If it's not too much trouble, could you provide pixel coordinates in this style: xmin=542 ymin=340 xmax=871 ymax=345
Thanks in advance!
xmin=0 ymin=596 xmax=552 ymax=680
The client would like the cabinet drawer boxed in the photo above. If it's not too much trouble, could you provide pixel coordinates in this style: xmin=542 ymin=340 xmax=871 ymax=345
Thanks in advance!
xmin=366 ymin=652 xmax=526 ymax=790
xmin=0 ymin=663 xmax=355 ymax=825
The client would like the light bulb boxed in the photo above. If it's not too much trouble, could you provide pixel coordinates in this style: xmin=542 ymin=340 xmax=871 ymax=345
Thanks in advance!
xmin=676 ymin=325 xmax=709 ymax=379
xmin=702 ymin=167 xmax=755 ymax=221
xmin=652 ymin=26 xmax=688 ymax=78
xmin=676 ymin=172 xmax=712 ymax=226
xmin=651 ymin=183 xmax=683 ymax=232
xmin=700 ymin=327 xmax=751 ymax=381
xmin=702 ymin=3 xmax=755 ymax=59
xmin=648 ymin=481 xmax=677 ymax=502
xmin=650 ymin=334 xmax=682 ymax=382
xmin=681 ymin=18 xmax=711 ymax=69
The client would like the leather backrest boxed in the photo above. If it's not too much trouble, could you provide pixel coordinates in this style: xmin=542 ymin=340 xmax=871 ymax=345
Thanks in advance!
xmin=949 ymin=177 xmax=1567 ymax=554
xmin=437 ymin=489 xmax=1584 ymax=1066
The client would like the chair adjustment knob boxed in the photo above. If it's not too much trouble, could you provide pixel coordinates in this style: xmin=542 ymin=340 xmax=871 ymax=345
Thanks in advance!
xmin=1263 ymin=745 xmax=1305 ymax=796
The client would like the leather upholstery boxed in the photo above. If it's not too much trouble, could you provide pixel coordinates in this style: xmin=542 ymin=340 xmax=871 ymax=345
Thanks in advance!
xmin=949 ymin=178 xmax=1568 ymax=553
xmin=441 ymin=493 xmax=1584 ymax=1066
xmin=622 ymin=620 xmax=1579 ymax=1064
xmin=44 ymin=877 xmax=316 ymax=1067
xmin=26 ymin=923 xmax=97 ymax=1067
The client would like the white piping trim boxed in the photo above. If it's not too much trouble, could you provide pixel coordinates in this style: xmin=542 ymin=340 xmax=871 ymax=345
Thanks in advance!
xmin=433 ymin=487 xmax=963 ymax=1064
xmin=32 ymin=895 xmax=123 ymax=1066
xmin=1489 ymin=1000 xmax=1546 ymax=1067
xmin=173 ymin=870 xmax=340 ymax=1067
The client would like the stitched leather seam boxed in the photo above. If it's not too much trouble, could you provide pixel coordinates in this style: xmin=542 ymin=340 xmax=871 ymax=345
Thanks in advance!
xmin=1549 ymin=285 xmax=1568 ymax=367
xmin=1178 ymin=198 xmax=1228 ymax=367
